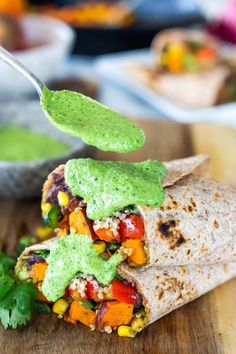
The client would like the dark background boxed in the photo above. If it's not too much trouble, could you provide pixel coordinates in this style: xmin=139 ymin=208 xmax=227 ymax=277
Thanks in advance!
xmin=28 ymin=0 xmax=204 ymax=55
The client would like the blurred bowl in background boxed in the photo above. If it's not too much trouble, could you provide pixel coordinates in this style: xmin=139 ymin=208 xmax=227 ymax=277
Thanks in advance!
xmin=0 ymin=14 xmax=75 ymax=99
xmin=0 ymin=100 xmax=92 ymax=199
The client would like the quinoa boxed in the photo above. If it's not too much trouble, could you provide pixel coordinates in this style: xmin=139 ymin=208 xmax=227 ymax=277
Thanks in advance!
xmin=69 ymin=278 xmax=88 ymax=298
xmin=93 ymin=210 xmax=127 ymax=237
xmin=104 ymin=325 xmax=112 ymax=334
xmin=119 ymin=246 xmax=133 ymax=256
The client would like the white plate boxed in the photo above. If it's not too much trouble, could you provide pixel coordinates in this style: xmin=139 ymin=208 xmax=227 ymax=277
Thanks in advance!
xmin=95 ymin=49 xmax=236 ymax=126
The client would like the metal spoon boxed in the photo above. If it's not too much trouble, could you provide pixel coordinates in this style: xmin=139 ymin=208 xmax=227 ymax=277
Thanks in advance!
xmin=0 ymin=45 xmax=44 ymax=98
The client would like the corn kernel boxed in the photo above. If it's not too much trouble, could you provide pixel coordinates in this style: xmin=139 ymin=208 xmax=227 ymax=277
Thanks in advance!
xmin=52 ymin=299 xmax=69 ymax=315
xmin=168 ymin=44 xmax=185 ymax=57
xmin=135 ymin=308 xmax=145 ymax=318
xmin=41 ymin=202 xmax=52 ymax=216
xmin=118 ymin=326 xmax=136 ymax=338
xmin=57 ymin=191 xmax=69 ymax=207
xmin=104 ymin=290 xmax=113 ymax=300
xmin=131 ymin=317 xmax=145 ymax=333
xmin=36 ymin=226 xmax=53 ymax=240
xmin=93 ymin=241 xmax=106 ymax=254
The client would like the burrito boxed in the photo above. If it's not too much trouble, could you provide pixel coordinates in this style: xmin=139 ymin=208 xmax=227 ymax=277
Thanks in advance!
xmin=41 ymin=155 xmax=236 ymax=268
xmin=152 ymin=28 xmax=221 ymax=73
xmin=130 ymin=29 xmax=236 ymax=108
xmin=15 ymin=236 xmax=236 ymax=337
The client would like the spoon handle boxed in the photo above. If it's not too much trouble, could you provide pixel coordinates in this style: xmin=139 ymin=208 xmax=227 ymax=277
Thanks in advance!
xmin=0 ymin=45 xmax=44 ymax=97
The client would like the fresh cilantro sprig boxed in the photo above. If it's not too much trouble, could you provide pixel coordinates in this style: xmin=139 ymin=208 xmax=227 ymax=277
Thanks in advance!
xmin=0 ymin=252 xmax=38 ymax=329
xmin=0 ymin=282 xmax=37 ymax=329
xmin=0 ymin=237 xmax=50 ymax=330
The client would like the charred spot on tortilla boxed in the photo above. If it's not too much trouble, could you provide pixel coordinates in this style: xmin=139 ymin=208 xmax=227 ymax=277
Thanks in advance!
xmin=168 ymin=195 xmax=179 ymax=208
xmin=183 ymin=205 xmax=194 ymax=212
xmin=160 ymin=277 xmax=186 ymax=296
xmin=180 ymin=267 xmax=188 ymax=275
xmin=159 ymin=198 xmax=178 ymax=211
xmin=158 ymin=289 xmax=164 ymax=300
xmin=182 ymin=198 xmax=197 ymax=213
xmin=158 ymin=220 xmax=176 ymax=235
xmin=189 ymin=197 xmax=197 ymax=209
xmin=213 ymin=192 xmax=221 ymax=201
xmin=157 ymin=220 xmax=186 ymax=249
xmin=200 ymin=245 xmax=209 ymax=253
xmin=176 ymin=236 xmax=185 ymax=245
xmin=159 ymin=205 xmax=172 ymax=211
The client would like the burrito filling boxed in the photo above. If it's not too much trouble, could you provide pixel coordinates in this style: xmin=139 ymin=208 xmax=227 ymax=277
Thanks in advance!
xmin=41 ymin=158 xmax=167 ymax=267
xmin=160 ymin=40 xmax=218 ymax=74
xmin=16 ymin=234 xmax=147 ymax=337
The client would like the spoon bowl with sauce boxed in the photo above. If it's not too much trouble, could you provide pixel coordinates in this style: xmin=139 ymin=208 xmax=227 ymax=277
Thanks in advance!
xmin=0 ymin=45 xmax=145 ymax=153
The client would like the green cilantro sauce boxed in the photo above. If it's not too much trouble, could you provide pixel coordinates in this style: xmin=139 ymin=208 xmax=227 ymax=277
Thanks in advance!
xmin=42 ymin=233 xmax=124 ymax=302
xmin=65 ymin=158 xmax=167 ymax=220
xmin=0 ymin=126 xmax=69 ymax=162
xmin=41 ymin=87 xmax=145 ymax=153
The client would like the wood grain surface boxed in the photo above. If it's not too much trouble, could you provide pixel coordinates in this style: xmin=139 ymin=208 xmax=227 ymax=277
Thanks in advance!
xmin=0 ymin=119 xmax=236 ymax=354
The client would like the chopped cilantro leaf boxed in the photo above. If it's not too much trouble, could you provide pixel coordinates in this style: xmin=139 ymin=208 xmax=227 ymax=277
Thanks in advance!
xmin=114 ymin=273 xmax=124 ymax=280
xmin=0 ymin=283 xmax=37 ymax=329
xmin=79 ymin=300 xmax=97 ymax=310
xmin=33 ymin=250 xmax=50 ymax=259
xmin=0 ymin=252 xmax=15 ymax=272
xmin=0 ymin=245 xmax=44 ymax=329
xmin=34 ymin=301 xmax=51 ymax=314
xmin=0 ymin=266 xmax=14 ymax=300
xmin=15 ymin=236 xmax=35 ymax=259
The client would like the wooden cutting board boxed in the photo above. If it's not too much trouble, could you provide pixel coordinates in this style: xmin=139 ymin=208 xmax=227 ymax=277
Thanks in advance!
xmin=0 ymin=119 xmax=235 ymax=354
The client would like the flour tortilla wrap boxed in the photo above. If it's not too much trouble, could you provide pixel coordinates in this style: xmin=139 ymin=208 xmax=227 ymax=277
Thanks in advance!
xmin=140 ymin=173 xmax=236 ymax=266
xmin=129 ymin=29 xmax=233 ymax=108
xmin=16 ymin=238 xmax=56 ymax=269
xmin=129 ymin=63 xmax=230 ymax=109
xmin=118 ymin=262 xmax=236 ymax=325
xmin=15 ymin=241 xmax=236 ymax=326
xmin=42 ymin=155 xmax=236 ymax=266
xmin=135 ymin=66 xmax=230 ymax=108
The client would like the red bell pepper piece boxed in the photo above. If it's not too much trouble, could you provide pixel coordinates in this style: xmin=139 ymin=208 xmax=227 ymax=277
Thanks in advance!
xmin=86 ymin=279 xmax=103 ymax=302
xmin=119 ymin=215 xmax=144 ymax=240
xmin=197 ymin=47 xmax=216 ymax=62
xmin=110 ymin=280 xmax=138 ymax=304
